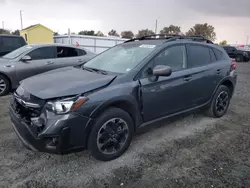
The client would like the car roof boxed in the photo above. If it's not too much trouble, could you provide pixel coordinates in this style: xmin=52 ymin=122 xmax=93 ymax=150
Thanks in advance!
xmin=28 ymin=43 xmax=84 ymax=48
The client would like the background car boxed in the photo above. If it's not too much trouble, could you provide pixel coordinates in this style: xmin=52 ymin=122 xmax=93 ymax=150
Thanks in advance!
xmin=0 ymin=43 xmax=95 ymax=96
xmin=223 ymin=45 xmax=250 ymax=62
xmin=0 ymin=34 xmax=27 ymax=56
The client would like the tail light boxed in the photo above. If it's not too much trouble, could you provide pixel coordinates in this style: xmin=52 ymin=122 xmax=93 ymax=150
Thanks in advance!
xmin=231 ymin=61 xmax=236 ymax=69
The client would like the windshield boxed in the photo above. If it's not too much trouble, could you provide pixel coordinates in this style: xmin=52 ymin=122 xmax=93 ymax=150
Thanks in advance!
xmin=2 ymin=45 xmax=33 ymax=59
xmin=83 ymin=43 xmax=156 ymax=73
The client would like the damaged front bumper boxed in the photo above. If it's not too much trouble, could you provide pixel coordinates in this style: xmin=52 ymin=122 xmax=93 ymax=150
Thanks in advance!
xmin=9 ymin=96 xmax=93 ymax=154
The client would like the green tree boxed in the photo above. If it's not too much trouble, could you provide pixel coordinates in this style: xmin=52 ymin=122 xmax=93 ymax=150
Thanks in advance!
xmin=96 ymin=31 xmax=105 ymax=37
xmin=78 ymin=30 xmax=95 ymax=36
xmin=136 ymin=29 xmax=155 ymax=38
xmin=160 ymin=25 xmax=181 ymax=35
xmin=0 ymin=29 xmax=10 ymax=34
xmin=12 ymin=29 xmax=20 ymax=35
xmin=186 ymin=23 xmax=216 ymax=41
xmin=219 ymin=40 xmax=227 ymax=46
xmin=53 ymin=32 xmax=59 ymax=36
xmin=108 ymin=29 xmax=119 ymax=37
xmin=121 ymin=31 xmax=134 ymax=39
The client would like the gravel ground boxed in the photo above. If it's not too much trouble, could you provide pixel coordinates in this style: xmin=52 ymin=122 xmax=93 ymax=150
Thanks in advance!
xmin=1 ymin=63 xmax=250 ymax=188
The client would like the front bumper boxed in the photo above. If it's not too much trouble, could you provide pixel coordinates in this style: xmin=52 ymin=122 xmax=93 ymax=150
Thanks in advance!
xmin=9 ymin=99 xmax=93 ymax=154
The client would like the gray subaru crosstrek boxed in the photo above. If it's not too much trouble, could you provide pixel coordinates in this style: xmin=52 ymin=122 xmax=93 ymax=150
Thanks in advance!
xmin=9 ymin=35 xmax=237 ymax=161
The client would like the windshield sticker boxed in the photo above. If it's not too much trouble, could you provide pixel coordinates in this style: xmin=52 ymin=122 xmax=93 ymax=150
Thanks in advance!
xmin=139 ymin=44 xmax=156 ymax=48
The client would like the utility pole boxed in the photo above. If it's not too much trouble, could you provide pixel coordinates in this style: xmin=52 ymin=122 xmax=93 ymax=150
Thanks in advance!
xmin=2 ymin=21 xmax=4 ymax=29
xmin=246 ymin=36 xmax=249 ymax=45
xmin=155 ymin=19 xmax=158 ymax=34
xmin=20 ymin=10 xmax=23 ymax=30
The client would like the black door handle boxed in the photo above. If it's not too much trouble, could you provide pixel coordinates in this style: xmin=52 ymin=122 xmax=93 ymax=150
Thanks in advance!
xmin=216 ymin=69 xmax=221 ymax=74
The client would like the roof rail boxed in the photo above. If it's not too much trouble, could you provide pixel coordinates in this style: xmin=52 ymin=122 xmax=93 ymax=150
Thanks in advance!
xmin=124 ymin=34 xmax=213 ymax=44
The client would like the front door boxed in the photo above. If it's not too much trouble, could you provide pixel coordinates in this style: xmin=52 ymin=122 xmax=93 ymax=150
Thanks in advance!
xmin=139 ymin=44 xmax=191 ymax=122
xmin=16 ymin=46 xmax=56 ymax=82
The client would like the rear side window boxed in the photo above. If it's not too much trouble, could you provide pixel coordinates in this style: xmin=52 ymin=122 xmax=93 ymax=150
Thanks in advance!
xmin=213 ymin=49 xmax=224 ymax=60
xmin=187 ymin=45 xmax=211 ymax=68
xmin=56 ymin=47 xmax=81 ymax=58
xmin=209 ymin=48 xmax=217 ymax=62
xmin=77 ymin=49 xmax=87 ymax=56
xmin=27 ymin=47 xmax=56 ymax=60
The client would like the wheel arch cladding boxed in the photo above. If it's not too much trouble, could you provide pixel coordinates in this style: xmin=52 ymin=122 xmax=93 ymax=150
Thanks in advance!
xmin=90 ymin=99 xmax=141 ymax=133
xmin=221 ymin=80 xmax=234 ymax=96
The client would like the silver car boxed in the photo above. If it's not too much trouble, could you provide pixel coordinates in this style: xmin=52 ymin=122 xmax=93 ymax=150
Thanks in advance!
xmin=0 ymin=43 xmax=95 ymax=96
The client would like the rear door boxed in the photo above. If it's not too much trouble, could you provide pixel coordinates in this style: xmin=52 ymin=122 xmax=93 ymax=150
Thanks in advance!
xmin=15 ymin=46 xmax=56 ymax=81
xmin=53 ymin=46 xmax=87 ymax=68
xmin=185 ymin=44 xmax=222 ymax=107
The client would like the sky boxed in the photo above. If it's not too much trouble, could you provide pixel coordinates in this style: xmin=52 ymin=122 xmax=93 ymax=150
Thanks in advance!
xmin=0 ymin=0 xmax=249 ymax=44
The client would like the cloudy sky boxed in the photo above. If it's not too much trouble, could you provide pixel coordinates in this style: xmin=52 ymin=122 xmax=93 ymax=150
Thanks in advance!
xmin=0 ymin=0 xmax=249 ymax=44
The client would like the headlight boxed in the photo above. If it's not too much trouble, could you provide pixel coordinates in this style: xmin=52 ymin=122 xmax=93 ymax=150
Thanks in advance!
xmin=47 ymin=96 xmax=88 ymax=115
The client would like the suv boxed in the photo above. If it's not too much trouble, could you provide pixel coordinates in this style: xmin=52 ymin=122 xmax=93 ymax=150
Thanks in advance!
xmin=0 ymin=34 xmax=26 ymax=56
xmin=223 ymin=45 xmax=250 ymax=62
xmin=9 ymin=35 xmax=237 ymax=161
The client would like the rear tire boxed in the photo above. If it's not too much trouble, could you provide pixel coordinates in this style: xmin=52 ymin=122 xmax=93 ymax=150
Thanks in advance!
xmin=205 ymin=85 xmax=231 ymax=118
xmin=88 ymin=107 xmax=134 ymax=161
xmin=235 ymin=55 xmax=243 ymax=62
xmin=0 ymin=74 xmax=10 ymax=96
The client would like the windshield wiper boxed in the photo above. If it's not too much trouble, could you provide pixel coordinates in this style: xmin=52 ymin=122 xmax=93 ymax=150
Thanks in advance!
xmin=83 ymin=66 xmax=108 ymax=75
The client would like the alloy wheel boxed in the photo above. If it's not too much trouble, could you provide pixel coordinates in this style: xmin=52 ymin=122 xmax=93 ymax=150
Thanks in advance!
xmin=215 ymin=91 xmax=229 ymax=114
xmin=97 ymin=118 xmax=129 ymax=155
xmin=0 ymin=79 xmax=6 ymax=95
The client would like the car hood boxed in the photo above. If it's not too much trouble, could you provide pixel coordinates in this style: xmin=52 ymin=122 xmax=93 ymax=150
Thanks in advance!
xmin=20 ymin=67 xmax=116 ymax=99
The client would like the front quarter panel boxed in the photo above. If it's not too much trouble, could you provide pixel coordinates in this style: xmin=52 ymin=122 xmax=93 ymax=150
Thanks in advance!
xmin=0 ymin=61 xmax=17 ymax=88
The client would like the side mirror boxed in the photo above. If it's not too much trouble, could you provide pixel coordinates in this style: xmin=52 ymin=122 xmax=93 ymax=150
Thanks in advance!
xmin=21 ymin=55 xmax=32 ymax=62
xmin=153 ymin=65 xmax=172 ymax=77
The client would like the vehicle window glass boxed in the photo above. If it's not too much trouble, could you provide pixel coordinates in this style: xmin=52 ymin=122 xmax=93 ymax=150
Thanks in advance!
xmin=150 ymin=45 xmax=186 ymax=72
xmin=209 ymin=48 xmax=217 ymax=62
xmin=2 ymin=45 xmax=33 ymax=59
xmin=83 ymin=43 xmax=156 ymax=74
xmin=56 ymin=47 xmax=79 ymax=58
xmin=27 ymin=47 xmax=56 ymax=60
xmin=77 ymin=49 xmax=87 ymax=56
xmin=213 ymin=49 xmax=223 ymax=60
xmin=187 ymin=45 xmax=211 ymax=68
xmin=2 ymin=37 xmax=25 ymax=51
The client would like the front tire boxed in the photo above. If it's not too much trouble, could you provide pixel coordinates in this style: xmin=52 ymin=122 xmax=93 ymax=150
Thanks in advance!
xmin=88 ymin=108 xmax=134 ymax=161
xmin=0 ymin=74 xmax=10 ymax=96
xmin=205 ymin=85 xmax=231 ymax=118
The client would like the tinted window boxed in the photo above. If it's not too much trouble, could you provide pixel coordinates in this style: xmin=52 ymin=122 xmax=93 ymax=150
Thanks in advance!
xmin=187 ymin=45 xmax=211 ymax=68
xmin=77 ymin=49 xmax=87 ymax=56
xmin=27 ymin=47 xmax=56 ymax=60
xmin=213 ymin=49 xmax=223 ymax=60
xmin=152 ymin=45 xmax=187 ymax=72
xmin=209 ymin=48 xmax=217 ymax=62
xmin=1 ymin=37 xmax=25 ymax=51
xmin=56 ymin=47 xmax=79 ymax=58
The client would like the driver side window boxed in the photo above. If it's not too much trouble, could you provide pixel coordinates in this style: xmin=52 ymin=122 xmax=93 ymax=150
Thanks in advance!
xmin=152 ymin=45 xmax=187 ymax=71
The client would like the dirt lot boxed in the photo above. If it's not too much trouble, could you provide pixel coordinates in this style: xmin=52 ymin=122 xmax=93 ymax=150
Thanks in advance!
xmin=1 ymin=63 xmax=250 ymax=188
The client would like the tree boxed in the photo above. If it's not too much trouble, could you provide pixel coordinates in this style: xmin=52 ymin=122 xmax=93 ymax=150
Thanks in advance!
xmin=96 ymin=31 xmax=105 ymax=37
xmin=136 ymin=29 xmax=155 ymax=38
xmin=53 ymin=32 xmax=59 ymax=36
xmin=0 ymin=29 xmax=10 ymax=34
xmin=12 ymin=29 xmax=20 ymax=36
xmin=78 ymin=30 xmax=95 ymax=36
xmin=186 ymin=23 xmax=216 ymax=41
xmin=108 ymin=29 xmax=119 ymax=37
xmin=121 ymin=31 xmax=134 ymax=39
xmin=219 ymin=40 xmax=227 ymax=46
xmin=160 ymin=25 xmax=181 ymax=35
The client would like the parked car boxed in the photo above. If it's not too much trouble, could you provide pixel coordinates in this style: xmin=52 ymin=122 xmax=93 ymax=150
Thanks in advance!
xmin=9 ymin=35 xmax=237 ymax=161
xmin=0 ymin=43 xmax=95 ymax=96
xmin=0 ymin=34 xmax=26 ymax=56
xmin=223 ymin=45 xmax=250 ymax=62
